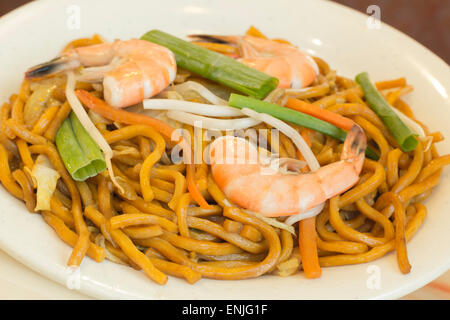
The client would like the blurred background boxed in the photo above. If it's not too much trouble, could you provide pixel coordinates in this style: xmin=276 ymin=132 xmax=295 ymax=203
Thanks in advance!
xmin=0 ymin=0 xmax=448 ymax=300
xmin=1 ymin=0 xmax=449 ymax=64
xmin=331 ymin=0 xmax=449 ymax=64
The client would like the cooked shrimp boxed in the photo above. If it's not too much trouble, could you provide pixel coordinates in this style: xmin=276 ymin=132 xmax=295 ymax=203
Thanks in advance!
xmin=25 ymin=39 xmax=176 ymax=108
xmin=209 ymin=125 xmax=366 ymax=217
xmin=190 ymin=34 xmax=318 ymax=89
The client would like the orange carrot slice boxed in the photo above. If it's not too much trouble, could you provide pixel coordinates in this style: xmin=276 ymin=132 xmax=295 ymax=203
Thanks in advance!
xmin=286 ymin=98 xmax=355 ymax=131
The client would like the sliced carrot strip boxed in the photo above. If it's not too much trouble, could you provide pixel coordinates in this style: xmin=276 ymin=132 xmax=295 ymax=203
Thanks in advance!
xmin=299 ymin=217 xmax=322 ymax=279
xmin=191 ymin=42 xmax=238 ymax=54
xmin=295 ymin=126 xmax=321 ymax=278
xmin=375 ymin=78 xmax=406 ymax=90
xmin=286 ymin=98 xmax=355 ymax=131
xmin=297 ymin=128 xmax=312 ymax=173
xmin=245 ymin=26 xmax=268 ymax=39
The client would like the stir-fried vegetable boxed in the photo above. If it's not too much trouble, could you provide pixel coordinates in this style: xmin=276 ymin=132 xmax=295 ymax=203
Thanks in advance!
xmin=65 ymin=71 xmax=120 ymax=189
xmin=230 ymin=94 xmax=346 ymax=140
xmin=242 ymin=209 xmax=296 ymax=235
xmin=143 ymin=99 xmax=243 ymax=117
xmin=191 ymin=41 xmax=239 ymax=56
xmin=355 ymin=72 xmax=418 ymax=152
xmin=299 ymin=217 xmax=322 ymax=278
xmin=389 ymin=106 xmax=431 ymax=151
xmin=31 ymin=155 xmax=60 ymax=211
xmin=294 ymin=130 xmax=322 ymax=278
xmin=229 ymin=93 xmax=379 ymax=160
xmin=166 ymin=110 xmax=260 ymax=131
xmin=169 ymin=81 xmax=228 ymax=105
xmin=285 ymin=98 xmax=355 ymax=131
xmin=55 ymin=112 xmax=106 ymax=181
xmin=284 ymin=204 xmax=324 ymax=226
xmin=23 ymin=83 xmax=58 ymax=128
xmin=75 ymin=89 xmax=212 ymax=210
xmin=141 ymin=30 xmax=279 ymax=99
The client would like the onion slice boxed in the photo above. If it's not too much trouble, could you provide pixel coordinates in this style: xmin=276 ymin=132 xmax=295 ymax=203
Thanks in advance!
xmin=143 ymin=99 xmax=243 ymax=117
xmin=242 ymin=209 xmax=296 ymax=235
xmin=170 ymin=81 xmax=228 ymax=105
xmin=284 ymin=203 xmax=325 ymax=226
xmin=166 ymin=110 xmax=261 ymax=130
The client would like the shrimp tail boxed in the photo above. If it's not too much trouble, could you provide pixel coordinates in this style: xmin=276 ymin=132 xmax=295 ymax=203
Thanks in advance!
xmin=341 ymin=124 xmax=366 ymax=174
xmin=25 ymin=56 xmax=80 ymax=79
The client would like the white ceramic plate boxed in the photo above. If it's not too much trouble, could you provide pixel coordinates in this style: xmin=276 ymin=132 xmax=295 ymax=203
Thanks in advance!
xmin=0 ymin=0 xmax=448 ymax=300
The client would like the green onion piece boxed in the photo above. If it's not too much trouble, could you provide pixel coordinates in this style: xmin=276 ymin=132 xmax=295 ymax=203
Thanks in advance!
xmin=141 ymin=30 xmax=278 ymax=99
xmin=228 ymin=93 xmax=379 ymax=160
xmin=229 ymin=94 xmax=347 ymax=140
xmin=55 ymin=112 xmax=106 ymax=181
xmin=355 ymin=72 xmax=418 ymax=152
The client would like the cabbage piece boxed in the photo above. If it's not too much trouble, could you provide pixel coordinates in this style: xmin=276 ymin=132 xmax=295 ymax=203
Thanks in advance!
xmin=31 ymin=155 xmax=60 ymax=211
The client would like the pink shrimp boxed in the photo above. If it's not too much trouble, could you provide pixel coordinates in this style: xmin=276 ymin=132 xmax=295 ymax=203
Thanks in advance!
xmin=209 ymin=125 xmax=366 ymax=217
xmin=25 ymin=39 xmax=176 ymax=108
xmin=190 ymin=34 xmax=318 ymax=89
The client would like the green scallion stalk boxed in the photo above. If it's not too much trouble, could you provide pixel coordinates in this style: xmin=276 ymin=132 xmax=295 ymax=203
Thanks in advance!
xmin=141 ymin=30 xmax=279 ymax=99
xmin=355 ymin=72 xmax=418 ymax=152
xmin=55 ymin=112 xmax=106 ymax=181
xmin=228 ymin=93 xmax=379 ymax=160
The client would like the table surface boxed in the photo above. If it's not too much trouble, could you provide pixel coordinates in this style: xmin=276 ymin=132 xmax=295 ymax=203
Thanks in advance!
xmin=0 ymin=0 xmax=448 ymax=300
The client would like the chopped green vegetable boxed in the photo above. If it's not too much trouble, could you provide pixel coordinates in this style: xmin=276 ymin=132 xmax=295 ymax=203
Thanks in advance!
xmin=228 ymin=93 xmax=379 ymax=160
xmin=229 ymin=94 xmax=347 ymax=140
xmin=141 ymin=30 xmax=278 ymax=99
xmin=55 ymin=112 xmax=106 ymax=181
xmin=355 ymin=72 xmax=418 ymax=152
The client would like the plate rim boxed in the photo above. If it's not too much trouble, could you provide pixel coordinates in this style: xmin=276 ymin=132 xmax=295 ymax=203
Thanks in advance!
xmin=0 ymin=0 xmax=449 ymax=300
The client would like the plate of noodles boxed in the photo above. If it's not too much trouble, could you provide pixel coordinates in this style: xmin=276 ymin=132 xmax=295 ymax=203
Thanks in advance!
xmin=0 ymin=0 xmax=449 ymax=300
